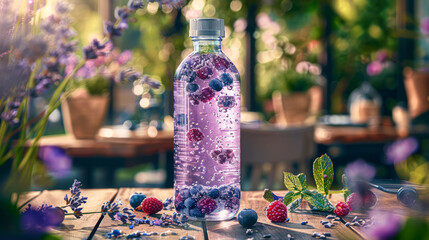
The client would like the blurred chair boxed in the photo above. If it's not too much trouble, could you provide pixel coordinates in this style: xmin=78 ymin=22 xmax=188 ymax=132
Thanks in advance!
xmin=241 ymin=124 xmax=315 ymax=190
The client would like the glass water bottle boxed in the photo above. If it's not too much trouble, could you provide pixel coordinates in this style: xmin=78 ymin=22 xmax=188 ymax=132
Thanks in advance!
xmin=173 ymin=18 xmax=241 ymax=221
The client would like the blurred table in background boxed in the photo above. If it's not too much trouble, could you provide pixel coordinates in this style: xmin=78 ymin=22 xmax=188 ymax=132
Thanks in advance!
xmin=27 ymin=127 xmax=174 ymax=188
xmin=314 ymin=125 xmax=399 ymax=144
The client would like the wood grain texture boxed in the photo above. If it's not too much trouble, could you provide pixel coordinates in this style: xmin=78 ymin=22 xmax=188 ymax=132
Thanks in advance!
xmin=94 ymin=188 xmax=205 ymax=240
xmin=12 ymin=191 xmax=41 ymax=208
xmin=23 ymin=188 xmax=118 ymax=240
xmin=206 ymin=191 xmax=361 ymax=240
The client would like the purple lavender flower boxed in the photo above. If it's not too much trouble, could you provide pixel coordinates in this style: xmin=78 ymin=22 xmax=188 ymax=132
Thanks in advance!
xmin=21 ymin=204 xmax=54 ymax=234
xmin=64 ymin=179 xmax=88 ymax=218
xmin=345 ymin=159 xmax=376 ymax=181
xmin=420 ymin=17 xmax=429 ymax=35
xmin=367 ymin=61 xmax=383 ymax=76
xmin=101 ymin=200 xmax=122 ymax=220
xmin=38 ymin=146 xmax=72 ymax=177
xmin=141 ymin=75 xmax=161 ymax=89
xmin=127 ymin=0 xmax=144 ymax=10
xmin=118 ymin=68 xmax=141 ymax=83
xmin=54 ymin=2 xmax=71 ymax=14
xmin=104 ymin=20 xmax=124 ymax=37
xmin=385 ymin=137 xmax=419 ymax=164
xmin=114 ymin=7 xmax=129 ymax=21
xmin=365 ymin=211 xmax=404 ymax=240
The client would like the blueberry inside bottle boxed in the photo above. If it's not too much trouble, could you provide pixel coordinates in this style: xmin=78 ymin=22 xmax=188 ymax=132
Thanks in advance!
xmin=173 ymin=18 xmax=241 ymax=221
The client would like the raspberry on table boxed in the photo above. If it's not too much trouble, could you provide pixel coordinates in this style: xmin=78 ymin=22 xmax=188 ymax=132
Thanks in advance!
xmin=187 ymin=128 xmax=204 ymax=142
xmin=197 ymin=197 xmax=217 ymax=214
xmin=266 ymin=200 xmax=288 ymax=222
xmin=334 ymin=202 xmax=350 ymax=217
xmin=141 ymin=197 xmax=163 ymax=215
xmin=347 ymin=190 xmax=377 ymax=211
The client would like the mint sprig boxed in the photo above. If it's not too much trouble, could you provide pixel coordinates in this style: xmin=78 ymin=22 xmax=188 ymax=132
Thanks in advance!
xmin=263 ymin=154 xmax=336 ymax=213
xmin=342 ymin=174 xmax=350 ymax=202
xmin=313 ymin=154 xmax=334 ymax=195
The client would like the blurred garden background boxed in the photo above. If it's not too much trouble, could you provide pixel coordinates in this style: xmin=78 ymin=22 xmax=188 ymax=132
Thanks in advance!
xmin=1 ymin=0 xmax=429 ymax=192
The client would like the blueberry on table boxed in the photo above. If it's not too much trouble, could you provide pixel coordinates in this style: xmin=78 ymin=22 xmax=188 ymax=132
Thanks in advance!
xmin=237 ymin=209 xmax=258 ymax=227
xmin=129 ymin=193 xmax=146 ymax=209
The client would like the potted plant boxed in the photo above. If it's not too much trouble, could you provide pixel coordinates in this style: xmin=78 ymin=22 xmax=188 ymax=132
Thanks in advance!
xmin=272 ymin=65 xmax=317 ymax=126
xmin=62 ymin=75 xmax=111 ymax=139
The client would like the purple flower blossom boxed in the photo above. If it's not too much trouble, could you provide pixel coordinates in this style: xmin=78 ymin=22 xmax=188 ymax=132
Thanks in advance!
xmin=367 ymin=61 xmax=383 ymax=76
xmin=64 ymin=179 xmax=87 ymax=218
xmin=365 ymin=211 xmax=404 ymax=240
xmin=38 ymin=146 xmax=72 ymax=177
xmin=104 ymin=20 xmax=124 ymax=37
xmin=54 ymin=2 xmax=72 ymax=14
xmin=101 ymin=200 xmax=122 ymax=220
xmin=117 ymin=50 xmax=132 ymax=65
xmin=420 ymin=17 xmax=429 ymax=35
xmin=376 ymin=50 xmax=388 ymax=62
xmin=345 ymin=159 xmax=376 ymax=181
xmin=21 ymin=204 xmax=53 ymax=234
xmin=385 ymin=137 xmax=419 ymax=164
xmin=114 ymin=7 xmax=129 ymax=21
xmin=118 ymin=68 xmax=141 ymax=83
xmin=128 ymin=0 xmax=144 ymax=10
xmin=141 ymin=75 xmax=161 ymax=89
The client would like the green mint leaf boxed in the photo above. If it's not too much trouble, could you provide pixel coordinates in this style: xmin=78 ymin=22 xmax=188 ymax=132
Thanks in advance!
xmin=297 ymin=173 xmax=307 ymax=190
xmin=313 ymin=154 xmax=334 ymax=195
xmin=263 ymin=189 xmax=275 ymax=202
xmin=288 ymin=198 xmax=302 ymax=211
xmin=283 ymin=172 xmax=302 ymax=191
xmin=302 ymin=189 xmax=335 ymax=212
xmin=342 ymin=174 xmax=350 ymax=201
xmin=283 ymin=191 xmax=301 ymax=206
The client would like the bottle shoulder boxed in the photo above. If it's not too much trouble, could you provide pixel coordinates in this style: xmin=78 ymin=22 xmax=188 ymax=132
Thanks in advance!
xmin=174 ymin=51 xmax=239 ymax=81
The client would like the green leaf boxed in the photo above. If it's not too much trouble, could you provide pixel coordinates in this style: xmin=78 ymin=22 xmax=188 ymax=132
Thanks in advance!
xmin=283 ymin=191 xmax=301 ymax=207
xmin=342 ymin=174 xmax=350 ymax=202
xmin=313 ymin=154 xmax=334 ymax=195
xmin=302 ymin=190 xmax=335 ymax=212
xmin=283 ymin=172 xmax=302 ymax=191
xmin=263 ymin=189 xmax=275 ymax=202
xmin=297 ymin=173 xmax=307 ymax=189
xmin=288 ymin=198 xmax=302 ymax=211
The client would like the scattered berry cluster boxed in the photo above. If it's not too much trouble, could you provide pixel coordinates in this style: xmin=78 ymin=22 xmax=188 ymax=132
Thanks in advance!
xmin=211 ymin=149 xmax=235 ymax=164
xmin=175 ymin=184 xmax=240 ymax=218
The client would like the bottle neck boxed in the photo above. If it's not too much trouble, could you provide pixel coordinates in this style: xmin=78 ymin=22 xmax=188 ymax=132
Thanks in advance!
xmin=192 ymin=36 xmax=222 ymax=53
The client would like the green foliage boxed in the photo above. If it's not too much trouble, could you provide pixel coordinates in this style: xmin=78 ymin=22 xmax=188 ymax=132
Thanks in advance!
xmin=313 ymin=154 xmax=334 ymax=195
xmin=70 ymin=76 xmax=110 ymax=96
xmin=283 ymin=171 xmax=303 ymax=191
xmin=394 ymin=218 xmax=429 ymax=240
xmin=264 ymin=154 xmax=337 ymax=212
xmin=277 ymin=70 xmax=316 ymax=94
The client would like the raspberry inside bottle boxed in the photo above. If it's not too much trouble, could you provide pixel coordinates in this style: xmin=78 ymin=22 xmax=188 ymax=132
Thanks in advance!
xmin=173 ymin=18 xmax=241 ymax=221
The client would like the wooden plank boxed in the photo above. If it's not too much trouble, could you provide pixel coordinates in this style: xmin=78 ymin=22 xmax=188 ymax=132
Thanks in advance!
xmin=12 ymin=191 xmax=41 ymax=208
xmin=94 ymin=188 xmax=205 ymax=240
xmin=22 ymin=188 xmax=118 ymax=240
xmin=206 ymin=191 xmax=362 ymax=240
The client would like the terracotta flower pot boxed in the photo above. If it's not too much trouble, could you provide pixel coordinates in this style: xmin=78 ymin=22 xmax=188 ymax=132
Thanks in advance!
xmin=272 ymin=91 xmax=311 ymax=126
xmin=404 ymin=68 xmax=429 ymax=118
xmin=61 ymin=95 xmax=109 ymax=139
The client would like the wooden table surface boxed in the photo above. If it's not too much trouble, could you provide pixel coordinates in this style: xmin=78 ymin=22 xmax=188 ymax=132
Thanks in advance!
xmin=17 ymin=188 xmax=410 ymax=240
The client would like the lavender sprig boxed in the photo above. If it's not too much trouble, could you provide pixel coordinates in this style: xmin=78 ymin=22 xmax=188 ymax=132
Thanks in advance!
xmin=63 ymin=179 xmax=88 ymax=218
xmin=101 ymin=200 xmax=122 ymax=220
